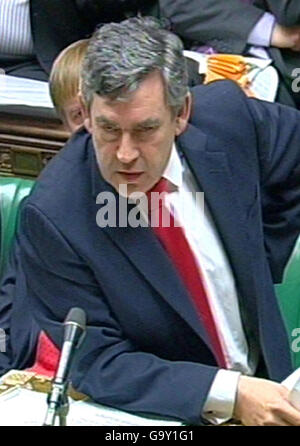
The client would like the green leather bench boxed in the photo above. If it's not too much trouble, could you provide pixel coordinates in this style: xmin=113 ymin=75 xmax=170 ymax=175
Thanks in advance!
xmin=0 ymin=177 xmax=35 ymax=278
xmin=275 ymin=236 xmax=300 ymax=368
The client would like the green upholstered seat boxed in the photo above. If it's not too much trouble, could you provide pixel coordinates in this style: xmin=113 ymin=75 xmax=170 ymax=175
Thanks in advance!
xmin=0 ymin=177 xmax=35 ymax=278
xmin=275 ymin=236 xmax=300 ymax=368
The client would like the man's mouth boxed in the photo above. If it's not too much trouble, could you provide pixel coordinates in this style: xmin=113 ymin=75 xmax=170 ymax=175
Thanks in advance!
xmin=117 ymin=172 xmax=144 ymax=183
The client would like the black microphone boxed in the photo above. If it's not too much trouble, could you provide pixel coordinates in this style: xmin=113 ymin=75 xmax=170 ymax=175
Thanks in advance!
xmin=43 ymin=307 xmax=86 ymax=426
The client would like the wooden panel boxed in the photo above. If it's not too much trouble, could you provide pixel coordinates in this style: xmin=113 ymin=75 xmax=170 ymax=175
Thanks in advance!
xmin=0 ymin=112 xmax=70 ymax=178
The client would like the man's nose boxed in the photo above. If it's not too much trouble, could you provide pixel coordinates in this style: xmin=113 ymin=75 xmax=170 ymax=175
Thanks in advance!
xmin=116 ymin=133 xmax=139 ymax=164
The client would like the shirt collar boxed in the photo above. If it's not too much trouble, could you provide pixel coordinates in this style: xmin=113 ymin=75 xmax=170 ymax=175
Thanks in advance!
xmin=162 ymin=143 xmax=183 ymax=190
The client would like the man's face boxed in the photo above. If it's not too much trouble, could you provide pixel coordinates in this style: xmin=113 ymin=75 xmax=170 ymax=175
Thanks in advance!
xmin=84 ymin=71 xmax=190 ymax=196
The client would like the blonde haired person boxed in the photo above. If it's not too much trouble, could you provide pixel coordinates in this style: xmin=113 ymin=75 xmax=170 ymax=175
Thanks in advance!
xmin=49 ymin=39 xmax=89 ymax=133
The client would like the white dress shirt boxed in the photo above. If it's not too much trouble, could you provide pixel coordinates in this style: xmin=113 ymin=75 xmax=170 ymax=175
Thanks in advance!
xmin=149 ymin=145 xmax=259 ymax=424
xmin=0 ymin=0 xmax=34 ymax=56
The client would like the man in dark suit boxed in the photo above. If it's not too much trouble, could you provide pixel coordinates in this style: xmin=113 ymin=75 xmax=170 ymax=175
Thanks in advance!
xmin=0 ymin=0 xmax=157 ymax=81
xmin=9 ymin=17 xmax=300 ymax=425
xmin=160 ymin=0 xmax=300 ymax=107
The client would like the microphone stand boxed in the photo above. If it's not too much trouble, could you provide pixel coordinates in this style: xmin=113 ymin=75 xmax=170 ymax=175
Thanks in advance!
xmin=43 ymin=379 xmax=70 ymax=426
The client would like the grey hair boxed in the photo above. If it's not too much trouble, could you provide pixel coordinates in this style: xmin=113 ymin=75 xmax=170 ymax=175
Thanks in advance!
xmin=81 ymin=16 xmax=189 ymax=114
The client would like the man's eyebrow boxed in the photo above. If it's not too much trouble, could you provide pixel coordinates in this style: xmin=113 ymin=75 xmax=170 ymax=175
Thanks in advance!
xmin=94 ymin=116 xmax=161 ymax=129
xmin=134 ymin=118 xmax=161 ymax=129
xmin=95 ymin=116 xmax=119 ymax=127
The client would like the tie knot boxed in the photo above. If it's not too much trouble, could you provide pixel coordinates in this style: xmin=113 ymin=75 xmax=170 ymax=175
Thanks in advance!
xmin=146 ymin=178 xmax=171 ymax=213
xmin=146 ymin=178 xmax=177 ymax=226
xmin=149 ymin=178 xmax=170 ymax=195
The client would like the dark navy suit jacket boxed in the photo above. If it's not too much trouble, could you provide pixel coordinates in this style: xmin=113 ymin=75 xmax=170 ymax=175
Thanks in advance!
xmin=30 ymin=0 xmax=157 ymax=76
xmin=2 ymin=81 xmax=300 ymax=424
xmin=1 ymin=0 xmax=157 ymax=81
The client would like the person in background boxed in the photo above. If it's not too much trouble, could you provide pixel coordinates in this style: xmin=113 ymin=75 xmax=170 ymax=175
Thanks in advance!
xmin=49 ymin=39 xmax=89 ymax=133
xmin=159 ymin=0 xmax=300 ymax=108
xmin=0 ymin=0 xmax=157 ymax=81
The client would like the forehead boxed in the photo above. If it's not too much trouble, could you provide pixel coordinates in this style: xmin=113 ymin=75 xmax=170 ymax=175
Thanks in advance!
xmin=89 ymin=72 xmax=170 ymax=122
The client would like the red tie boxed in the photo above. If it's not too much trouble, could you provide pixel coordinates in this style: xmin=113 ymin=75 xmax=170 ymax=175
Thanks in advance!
xmin=148 ymin=178 xmax=227 ymax=368
xmin=27 ymin=331 xmax=60 ymax=377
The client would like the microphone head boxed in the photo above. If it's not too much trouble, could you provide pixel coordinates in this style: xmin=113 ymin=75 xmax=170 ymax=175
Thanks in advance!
xmin=64 ymin=307 xmax=86 ymax=330
xmin=64 ymin=307 xmax=87 ymax=346
xmin=51 ymin=308 xmax=87 ymax=388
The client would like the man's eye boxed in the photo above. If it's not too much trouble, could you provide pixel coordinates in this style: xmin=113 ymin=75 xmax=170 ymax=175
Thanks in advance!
xmin=71 ymin=110 xmax=83 ymax=124
xmin=103 ymin=126 xmax=119 ymax=133
xmin=136 ymin=126 xmax=157 ymax=134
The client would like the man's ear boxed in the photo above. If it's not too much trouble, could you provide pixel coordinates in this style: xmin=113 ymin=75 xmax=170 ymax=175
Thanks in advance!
xmin=175 ymin=92 xmax=192 ymax=136
xmin=78 ymin=92 xmax=92 ymax=134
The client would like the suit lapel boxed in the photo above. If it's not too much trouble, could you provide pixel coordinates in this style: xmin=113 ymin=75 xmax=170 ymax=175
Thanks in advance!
xmin=104 ymin=221 xmax=213 ymax=347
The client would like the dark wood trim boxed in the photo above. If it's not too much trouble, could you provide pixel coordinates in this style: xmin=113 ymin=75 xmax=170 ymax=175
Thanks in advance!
xmin=0 ymin=112 xmax=70 ymax=178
